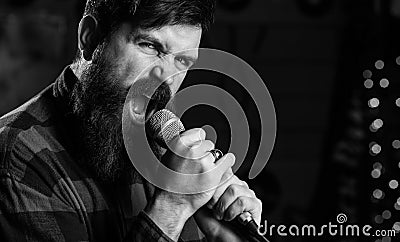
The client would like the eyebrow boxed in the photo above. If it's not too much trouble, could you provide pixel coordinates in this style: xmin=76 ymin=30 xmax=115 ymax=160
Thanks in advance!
xmin=133 ymin=33 xmax=167 ymax=53
xmin=132 ymin=32 xmax=199 ymax=65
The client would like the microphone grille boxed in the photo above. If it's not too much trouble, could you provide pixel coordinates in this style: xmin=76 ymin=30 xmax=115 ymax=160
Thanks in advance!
xmin=148 ymin=109 xmax=185 ymax=145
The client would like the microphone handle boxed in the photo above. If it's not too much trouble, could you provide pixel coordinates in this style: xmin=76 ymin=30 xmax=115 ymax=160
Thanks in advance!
xmin=235 ymin=212 xmax=271 ymax=242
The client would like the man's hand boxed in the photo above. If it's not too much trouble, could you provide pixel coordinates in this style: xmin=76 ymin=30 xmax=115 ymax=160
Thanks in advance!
xmin=194 ymin=169 xmax=263 ymax=241
xmin=144 ymin=128 xmax=235 ymax=241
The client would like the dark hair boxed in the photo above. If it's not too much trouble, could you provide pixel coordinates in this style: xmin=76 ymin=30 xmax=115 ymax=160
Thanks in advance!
xmin=84 ymin=0 xmax=215 ymax=38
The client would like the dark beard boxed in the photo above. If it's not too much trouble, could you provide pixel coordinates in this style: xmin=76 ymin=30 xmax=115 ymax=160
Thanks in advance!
xmin=70 ymin=43 xmax=171 ymax=183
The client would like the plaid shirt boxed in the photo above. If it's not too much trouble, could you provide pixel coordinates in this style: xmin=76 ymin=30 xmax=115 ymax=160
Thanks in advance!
xmin=0 ymin=66 xmax=205 ymax=242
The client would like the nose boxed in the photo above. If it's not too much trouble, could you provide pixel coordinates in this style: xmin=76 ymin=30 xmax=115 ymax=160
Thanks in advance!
xmin=149 ymin=58 xmax=178 ymax=86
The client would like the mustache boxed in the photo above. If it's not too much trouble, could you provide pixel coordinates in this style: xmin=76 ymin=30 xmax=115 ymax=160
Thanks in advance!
xmin=147 ymin=82 xmax=172 ymax=116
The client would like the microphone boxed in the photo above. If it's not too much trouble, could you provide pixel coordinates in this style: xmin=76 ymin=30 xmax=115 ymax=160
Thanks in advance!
xmin=148 ymin=109 xmax=270 ymax=242
xmin=147 ymin=109 xmax=185 ymax=149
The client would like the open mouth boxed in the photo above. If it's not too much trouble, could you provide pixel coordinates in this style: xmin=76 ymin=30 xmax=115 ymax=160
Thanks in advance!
xmin=127 ymin=80 xmax=171 ymax=124
xmin=145 ymin=85 xmax=171 ymax=121
xmin=127 ymin=94 xmax=150 ymax=124
xmin=128 ymin=95 xmax=164 ymax=123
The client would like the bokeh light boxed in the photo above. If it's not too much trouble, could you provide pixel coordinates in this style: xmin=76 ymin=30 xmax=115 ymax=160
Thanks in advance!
xmin=371 ymin=169 xmax=381 ymax=178
xmin=364 ymin=79 xmax=374 ymax=89
xmin=389 ymin=180 xmax=399 ymax=189
xmin=371 ymin=119 xmax=383 ymax=131
xmin=393 ymin=140 xmax=400 ymax=149
xmin=375 ymin=215 xmax=384 ymax=224
xmin=375 ymin=60 xmax=384 ymax=69
xmin=369 ymin=98 xmax=380 ymax=108
xmin=363 ymin=70 xmax=373 ymax=79
xmin=380 ymin=78 xmax=389 ymax=88
xmin=373 ymin=189 xmax=384 ymax=199
xmin=393 ymin=222 xmax=400 ymax=232
xmin=370 ymin=142 xmax=382 ymax=155
xmin=373 ymin=162 xmax=383 ymax=170
xmin=396 ymin=98 xmax=400 ymax=107
xmin=382 ymin=210 xmax=392 ymax=220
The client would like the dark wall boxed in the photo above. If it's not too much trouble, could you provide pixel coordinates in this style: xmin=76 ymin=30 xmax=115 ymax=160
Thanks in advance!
xmin=205 ymin=0 xmax=343 ymax=230
xmin=0 ymin=0 xmax=82 ymax=114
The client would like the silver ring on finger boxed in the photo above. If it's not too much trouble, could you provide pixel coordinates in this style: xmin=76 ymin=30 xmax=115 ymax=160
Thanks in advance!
xmin=209 ymin=149 xmax=224 ymax=162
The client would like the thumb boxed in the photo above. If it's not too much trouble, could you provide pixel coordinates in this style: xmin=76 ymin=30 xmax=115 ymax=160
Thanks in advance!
xmin=178 ymin=128 xmax=206 ymax=148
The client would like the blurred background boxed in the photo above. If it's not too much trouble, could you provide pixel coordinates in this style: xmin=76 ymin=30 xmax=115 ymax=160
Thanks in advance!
xmin=1 ymin=0 xmax=400 ymax=241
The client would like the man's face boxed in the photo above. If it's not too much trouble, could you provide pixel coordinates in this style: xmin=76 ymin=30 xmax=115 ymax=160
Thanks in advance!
xmin=73 ymin=24 xmax=202 ymax=182
xmin=110 ymin=23 xmax=202 ymax=94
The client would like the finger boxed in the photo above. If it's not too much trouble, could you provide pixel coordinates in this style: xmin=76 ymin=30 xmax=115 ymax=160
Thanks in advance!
xmin=207 ymin=172 xmax=238 ymax=209
xmin=190 ymin=140 xmax=215 ymax=159
xmin=213 ymin=184 xmax=255 ymax=220
xmin=214 ymin=153 xmax=235 ymax=167
xmin=223 ymin=196 xmax=262 ymax=224
xmin=179 ymin=128 xmax=206 ymax=148
xmin=207 ymin=153 xmax=235 ymax=182
xmin=221 ymin=168 xmax=234 ymax=183
xmin=201 ymin=152 xmax=217 ymax=166
xmin=241 ymin=180 xmax=250 ymax=189
xmin=210 ymin=178 xmax=253 ymax=208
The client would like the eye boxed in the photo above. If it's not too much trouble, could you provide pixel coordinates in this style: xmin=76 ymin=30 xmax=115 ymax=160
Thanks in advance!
xmin=139 ymin=42 xmax=160 ymax=55
xmin=142 ymin=43 xmax=155 ymax=49
xmin=175 ymin=57 xmax=192 ymax=69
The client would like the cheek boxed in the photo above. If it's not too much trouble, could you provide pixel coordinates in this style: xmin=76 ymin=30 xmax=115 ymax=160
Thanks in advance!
xmin=170 ymin=73 xmax=186 ymax=95
xmin=118 ymin=55 xmax=154 ymax=88
xmin=110 ymin=40 xmax=155 ymax=87
xmin=120 ymin=60 xmax=136 ymax=84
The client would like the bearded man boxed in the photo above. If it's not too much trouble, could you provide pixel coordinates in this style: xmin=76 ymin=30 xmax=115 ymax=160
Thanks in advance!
xmin=0 ymin=0 xmax=262 ymax=241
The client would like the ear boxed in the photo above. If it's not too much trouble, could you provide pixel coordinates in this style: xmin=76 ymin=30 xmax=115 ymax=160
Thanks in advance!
xmin=78 ymin=15 xmax=99 ymax=61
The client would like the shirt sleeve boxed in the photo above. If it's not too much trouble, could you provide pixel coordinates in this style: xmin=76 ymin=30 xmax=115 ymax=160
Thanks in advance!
xmin=0 ymin=162 xmax=193 ymax=242
xmin=0 ymin=172 xmax=207 ymax=242
xmin=0 ymin=126 xmax=206 ymax=242
xmin=0 ymin=172 xmax=89 ymax=241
